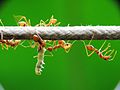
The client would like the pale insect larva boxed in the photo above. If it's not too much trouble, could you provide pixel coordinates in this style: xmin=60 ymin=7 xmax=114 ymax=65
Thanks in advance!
xmin=35 ymin=47 xmax=46 ymax=75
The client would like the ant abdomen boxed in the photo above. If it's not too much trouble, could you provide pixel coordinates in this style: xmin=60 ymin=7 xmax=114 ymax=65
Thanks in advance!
xmin=103 ymin=56 xmax=110 ymax=60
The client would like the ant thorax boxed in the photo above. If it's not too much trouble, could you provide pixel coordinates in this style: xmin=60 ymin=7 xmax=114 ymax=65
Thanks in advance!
xmin=63 ymin=43 xmax=72 ymax=50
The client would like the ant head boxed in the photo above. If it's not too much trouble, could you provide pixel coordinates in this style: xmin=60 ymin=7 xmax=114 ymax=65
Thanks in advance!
xmin=64 ymin=43 xmax=72 ymax=50
xmin=18 ymin=21 xmax=27 ymax=26
xmin=86 ymin=45 xmax=95 ymax=51
xmin=33 ymin=35 xmax=39 ymax=42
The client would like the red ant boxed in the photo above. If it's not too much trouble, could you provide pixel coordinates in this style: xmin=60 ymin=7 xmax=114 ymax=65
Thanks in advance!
xmin=81 ymin=34 xmax=117 ymax=61
xmin=14 ymin=15 xmax=31 ymax=26
xmin=47 ymin=40 xmax=76 ymax=53
xmin=0 ymin=19 xmax=21 ymax=50
xmin=36 ymin=15 xmax=61 ymax=27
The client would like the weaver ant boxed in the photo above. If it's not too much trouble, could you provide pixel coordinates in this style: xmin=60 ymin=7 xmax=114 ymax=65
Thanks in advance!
xmin=81 ymin=34 xmax=117 ymax=61
xmin=14 ymin=15 xmax=31 ymax=26
xmin=14 ymin=15 xmax=37 ymax=49
xmin=47 ymin=40 xmax=76 ymax=53
xmin=0 ymin=19 xmax=21 ymax=50
xmin=36 ymin=15 xmax=61 ymax=27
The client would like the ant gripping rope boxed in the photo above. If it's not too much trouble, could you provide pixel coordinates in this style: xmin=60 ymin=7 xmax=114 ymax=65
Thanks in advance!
xmin=0 ymin=16 xmax=118 ymax=76
xmin=81 ymin=34 xmax=117 ymax=61
xmin=0 ymin=19 xmax=21 ymax=50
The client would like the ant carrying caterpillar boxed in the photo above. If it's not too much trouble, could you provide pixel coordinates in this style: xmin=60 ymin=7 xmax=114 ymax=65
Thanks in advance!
xmin=33 ymin=34 xmax=46 ymax=75
xmin=14 ymin=15 xmax=46 ymax=75
xmin=14 ymin=16 xmax=119 ymax=74
xmin=0 ymin=15 xmax=118 ymax=76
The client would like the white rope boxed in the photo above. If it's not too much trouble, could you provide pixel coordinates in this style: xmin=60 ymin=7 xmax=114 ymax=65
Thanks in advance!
xmin=0 ymin=26 xmax=120 ymax=40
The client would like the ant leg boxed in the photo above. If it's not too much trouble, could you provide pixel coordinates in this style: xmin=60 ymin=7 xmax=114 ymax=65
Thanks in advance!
xmin=45 ymin=19 xmax=49 ymax=23
xmin=19 ymin=40 xmax=29 ymax=48
xmin=33 ymin=55 xmax=38 ymax=58
xmin=1 ymin=43 xmax=8 ymax=50
xmin=104 ymin=50 xmax=112 ymax=56
xmin=5 ymin=44 xmax=9 ymax=50
xmin=19 ymin=16 xmax=27 ymax=22
xmin=66 ymin=40 xmax=70 ymax=43
xmin=0 ymin=19 xmax=4 ymax=39
xmin=2 ymin=44 xmax=6 ymax=50
xmin=67 ymin=24 xmax=70 ymax=26
xmin=0 ymin=19 xmax=4 ymax=26
xmin=17 ymin=16 xmax=29 ymax=25
xmin=54 ymin=22 xmax=61 ymax=26
xmin=46 ymin=43 xmax=52 ymax=46
xmin=65 ymin=40 xmax=76 ymax=53
xmin=13 ymin=40 xmax=21 ymax=50
xmin=51 ymin=15 xmax=54 ymax=19
xmin=1 ymin=44 xmax=4 ymax=50
xmin=14 ymin=15 xmax=29 ymax=26
xmin=98 ymin=40 xmax=107 ymax=52
xmin=28 ymin=19 xmax=31 ymax=26
xmin=44 ymin=52 xmax=53 ymax=57
xmin=40 ymin=20 xmax=46 ymax=26
xmin=108 ymin=50 xmax=117 ymax=61
xmin=88 ymin=33 xmax=95 ymax=45
xmin=101 ymin=43 xmax=111 ymax=53
xmin=81 ymin=40 xmax=95 ymax=57
xmin=31 ymin=42 xmax=38 ymax=48
xmin=52 ymin=40 xmax=56 ymax=46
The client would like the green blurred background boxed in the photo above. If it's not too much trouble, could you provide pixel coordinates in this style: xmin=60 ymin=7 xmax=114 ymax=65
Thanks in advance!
xmin=0 ymin=0 xmax=120 ymax=90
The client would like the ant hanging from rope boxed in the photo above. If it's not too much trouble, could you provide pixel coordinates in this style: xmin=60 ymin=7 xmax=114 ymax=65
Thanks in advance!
xmin=81 ymin=33 xmax=117 ymax=61
xmin=14 ymin=15 xmax=47 ymax=75
xmin=0 ymin=19 xmax=21 ymax=50
xmin=35 ymin=15 xmax=76 ymax=53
